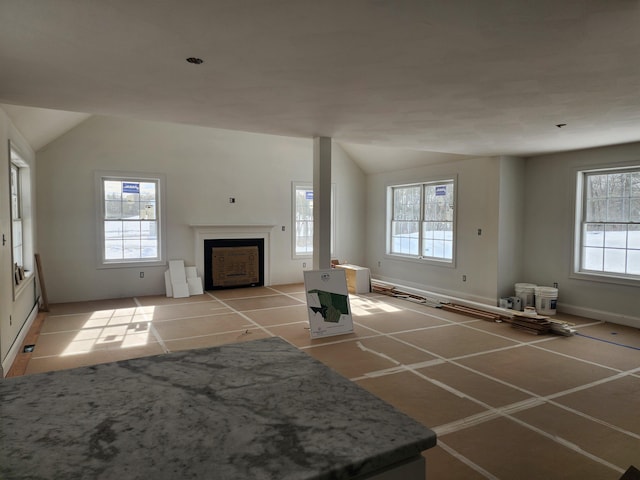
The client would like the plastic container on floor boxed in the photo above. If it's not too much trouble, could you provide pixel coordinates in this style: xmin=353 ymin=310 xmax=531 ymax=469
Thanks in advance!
xmin=535 ymin=286 xmax=558 ymax=315
xmin=514 ymin=283 xmax=536 ymax=311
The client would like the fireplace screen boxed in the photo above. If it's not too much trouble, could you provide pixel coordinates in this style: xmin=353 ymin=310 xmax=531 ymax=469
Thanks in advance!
xmin=204 ymin=238 xmax=264 ymax=290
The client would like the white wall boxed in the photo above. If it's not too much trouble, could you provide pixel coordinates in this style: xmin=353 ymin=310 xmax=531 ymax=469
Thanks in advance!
xmin=36 ymin=116 xmax=366 ymax=303
xmin=365 ymin=156 xmax=502 ymax=305
xmin=0 ymin=107 xmax=38 ymax=372
xmin=524 ymin=143 xmax=640 ymax=327
xmin=497 ymin=156 xmax=526 ymax=299
xmin=332 ymin=142 xmax=366 ymax=265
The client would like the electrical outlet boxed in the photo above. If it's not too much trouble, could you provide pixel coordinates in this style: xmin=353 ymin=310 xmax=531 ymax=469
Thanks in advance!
xmin=281 ymin=226 xmax=285 ymax=231
xmin=139 ymin=272 xmax=144 ymax=278
xmin=462 ymin=275 xmax=467 ymax=282
xmin=303 ymin=262 xmax=307 ymax=268
xmin=229 ymin=197 xmax=236 ymax=203
xmin=477 ymin=228 xmax=482 ymax=236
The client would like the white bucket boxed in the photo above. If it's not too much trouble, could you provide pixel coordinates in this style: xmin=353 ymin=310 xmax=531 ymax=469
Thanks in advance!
xmin=535 ymin=286 xmax=558 ymax=315
xmin=514 ymin=283 xmax=536 ymax=310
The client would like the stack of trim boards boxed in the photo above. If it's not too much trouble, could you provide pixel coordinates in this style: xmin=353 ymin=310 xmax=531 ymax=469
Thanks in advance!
xmin=165 ymin=260 xmax=204 ymax=298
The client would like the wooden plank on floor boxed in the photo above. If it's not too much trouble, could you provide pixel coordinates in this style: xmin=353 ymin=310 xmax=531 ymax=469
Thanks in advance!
xmin=440 ymin=303 xmax=502 ymax=322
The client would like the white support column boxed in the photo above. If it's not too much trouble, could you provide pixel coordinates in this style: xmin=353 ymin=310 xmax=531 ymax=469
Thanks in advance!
xmin=313 ymin=136 xmax=332 ymax=270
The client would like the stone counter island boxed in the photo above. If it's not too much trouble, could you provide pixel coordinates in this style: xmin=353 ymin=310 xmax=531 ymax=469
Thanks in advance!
xmin=0 ymin=337 xmax=436 ymax=479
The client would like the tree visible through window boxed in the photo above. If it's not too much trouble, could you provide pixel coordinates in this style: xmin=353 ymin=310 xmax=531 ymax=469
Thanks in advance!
xmin=294 ymin=185 xmax=314 ymax=255
xmin=579 ymin=168 xmax=640 ymax=276
xmin=100 ymin=176 xmax=161 ymax=263
xmin=389 ymin=179 xmax=455 ymax=262
xmin=10 ymin=163 xmax=23 ymax=270
xmin=292 ymin=182 xmax=335 ymax=258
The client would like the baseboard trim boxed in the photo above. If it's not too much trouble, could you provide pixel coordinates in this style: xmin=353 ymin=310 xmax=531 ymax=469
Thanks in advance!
xmin=1 ymin=302 xmax=39 ymax=378
xmin=372 ymin=276 xmax=640 ymax=329
xmin=372 ymin=275 xmax=500 ymax=313
xmin=559 ymin=303 xmax=640 ymax=329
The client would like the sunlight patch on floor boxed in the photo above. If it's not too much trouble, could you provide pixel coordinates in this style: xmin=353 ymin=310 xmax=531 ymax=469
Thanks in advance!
xmin=349 ymin=297 xmax=402 ymax=316
xmin=61 ymin=307 xmax=155 ymax=356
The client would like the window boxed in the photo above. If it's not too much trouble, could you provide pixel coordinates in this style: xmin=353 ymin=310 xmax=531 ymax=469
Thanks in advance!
xmin=575 ymin=166 xmax=640 ymax=279
xmin=9 ymin=143 xmax=33 ymax=294
xmin=388 ymin=178 xmax=455 ymax=262
xmin=97 ymin=172 xmax=165 ymax=266
xmin=292 ymin=182 xmax=335 ymax=258
xmin=10 ymin=162 xmax=23 ymax=269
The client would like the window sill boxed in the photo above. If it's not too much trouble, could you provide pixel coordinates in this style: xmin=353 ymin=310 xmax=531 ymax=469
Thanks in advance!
xmin=569 ymin=271 xmax=640 ymax=287
xmin=385 ymin=253 xmax=455 ymax=268
xmin=98 ymin=259 xmax=166 ymax=270
xmin=14 ymin=271 xmax=34 ymax=299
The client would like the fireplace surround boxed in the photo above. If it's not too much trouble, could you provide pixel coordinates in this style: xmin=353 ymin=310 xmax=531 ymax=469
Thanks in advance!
xmin=191 ymin=225 xmax=273 ymax=290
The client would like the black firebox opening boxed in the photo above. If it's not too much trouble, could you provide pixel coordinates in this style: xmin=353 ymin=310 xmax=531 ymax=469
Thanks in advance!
xmin=204 ymin=238 xmax=264 ymax=290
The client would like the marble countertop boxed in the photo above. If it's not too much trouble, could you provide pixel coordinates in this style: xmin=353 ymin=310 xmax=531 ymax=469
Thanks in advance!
xmin=0 ymin=337 xmax=436 ymax=479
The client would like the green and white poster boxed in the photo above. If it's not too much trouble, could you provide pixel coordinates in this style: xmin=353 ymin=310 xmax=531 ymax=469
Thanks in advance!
xmin=304 ymin=269 xmax=353 ymax=339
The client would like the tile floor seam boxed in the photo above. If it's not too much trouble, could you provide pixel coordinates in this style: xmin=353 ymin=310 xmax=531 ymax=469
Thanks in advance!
xmin=209 ymin=292 xmax=292 ymax=301
xmin=355 ymin=351 xmax=640 ymax=443
xmin=437 ymin=440 xmax=499 ymax=480
xmin=134 ymin=297 xmax=169 ymax=353
xmin=493 ymin=408 xmax=626 ymax=475
xmin=355 ymin=341 xmax=401 ymax=366
xmin=299 ymin=333 xmax=384 ymax=350
xmin=253 ymin=320 xmax=310 ymax=328
xmin=454 ymin=320 xmax=561 ymax=345
xmin=363 ymin=320 xmax=480 ymax=337
xmin=381 ymin=354 xmax=640 ymax=443
xmin=431 ymin=398 xmax=546 ymax=436
xmin=265 ymin=286 xmax=307 ymax=303
xmin=545 ymin=398 xmax=640 ymax=441
xmin=445 ymin=342 xmax=533 ymax=362
xmin=220 ymin=304 xmax=307 ymax=314
xmin=205 ymin=292 xmax=275 ymax=339
xmin=406 ymin=368 xmax=627 ymax=475
xmin=139 ymin=299 xmax=226 ymax=307
xmin=142 ymin=310 xmax=243 ymax=324
xmin=163 ymin=329 xmax=259 ymax=344
xmin=347 ymin=318 xmax=640 ymax=450
xmin=544 ymin=365 xmax=640 ymax=402
xmin=529 ymin=343 xmax=630 ymax=374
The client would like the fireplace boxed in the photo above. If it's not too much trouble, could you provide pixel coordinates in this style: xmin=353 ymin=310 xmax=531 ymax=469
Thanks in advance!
xmin=204 ymin=238 xmax=264 ymax=290
xmin=191 ymin=224 xmax=273 ymax=290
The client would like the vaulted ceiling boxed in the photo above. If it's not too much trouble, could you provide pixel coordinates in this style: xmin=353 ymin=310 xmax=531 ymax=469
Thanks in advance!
xmin=1 ymin=1 xmax=639 ymax=172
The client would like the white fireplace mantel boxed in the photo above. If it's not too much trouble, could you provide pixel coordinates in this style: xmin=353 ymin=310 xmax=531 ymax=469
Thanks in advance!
xmin=190 ymin=224 xmax=275 ymax=286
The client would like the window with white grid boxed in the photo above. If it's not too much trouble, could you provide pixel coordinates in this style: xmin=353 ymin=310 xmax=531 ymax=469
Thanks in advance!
xmin=577 ymin=167 xmax=640 ymax=279
xmin=389 ymin=179 xmax=455 ymax=263
xmin=97 ymin=172 xmax=165 ymax=267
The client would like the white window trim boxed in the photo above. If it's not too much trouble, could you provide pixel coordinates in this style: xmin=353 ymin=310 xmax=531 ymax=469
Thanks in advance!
xmin=95 ymin=171 xmax=167 ymax=269
xmin=291 ymin=181 xmax=336 ymax=259
xmin=9 ymin=141 xmax=34 ymax=299
xmin=570 ymin=162 xmax=640 ymax=286
xmin=385 ymin=175 xmax=457 ymax=268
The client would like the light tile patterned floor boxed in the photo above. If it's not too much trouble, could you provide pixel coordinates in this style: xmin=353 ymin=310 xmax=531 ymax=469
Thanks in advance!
xmin=14 ymin=284 xmax=640 ymax=480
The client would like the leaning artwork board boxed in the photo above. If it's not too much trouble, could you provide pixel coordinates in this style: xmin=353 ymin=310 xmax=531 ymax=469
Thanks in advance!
xmin=303 ymin=269 xmax=354 ymax=339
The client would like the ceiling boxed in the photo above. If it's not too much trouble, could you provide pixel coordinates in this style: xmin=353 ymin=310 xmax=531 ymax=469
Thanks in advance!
xmin=1 ymin=0 xmax=640 ymax=172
